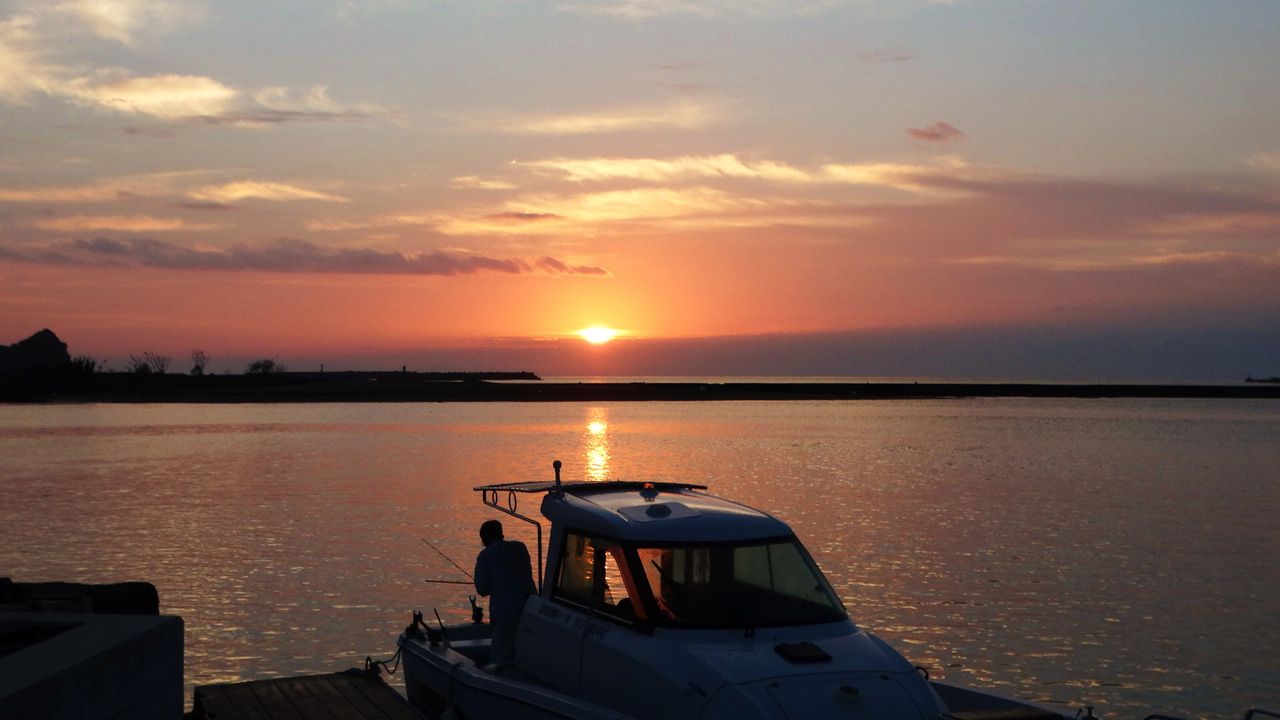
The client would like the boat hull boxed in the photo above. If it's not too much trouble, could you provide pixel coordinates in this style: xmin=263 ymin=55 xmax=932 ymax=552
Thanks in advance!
xmin=399 ymin=632 xmax=633 ymax=720
xmin=399 ymin=630 xmax=1073 ymax=720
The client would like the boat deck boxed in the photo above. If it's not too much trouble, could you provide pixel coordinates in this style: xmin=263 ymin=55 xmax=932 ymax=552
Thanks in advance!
xmin=189 ymin=670 xmax=418 ymax=720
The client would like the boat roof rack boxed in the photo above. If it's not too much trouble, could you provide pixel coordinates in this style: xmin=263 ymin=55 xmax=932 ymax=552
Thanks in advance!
xmin=475 ymin=460 xmax=707 ymax=498
xmin=472 ymin=461 xmax=707 ymax=593
xmin=472 ymin=480 xmax=708 ymax=494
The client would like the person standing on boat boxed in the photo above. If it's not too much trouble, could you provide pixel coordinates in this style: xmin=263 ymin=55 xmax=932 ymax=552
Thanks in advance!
xmin=474 ymin=519 xmax=536 ymax=669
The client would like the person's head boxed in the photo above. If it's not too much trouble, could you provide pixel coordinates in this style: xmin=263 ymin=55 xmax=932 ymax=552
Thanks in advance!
xmin=479 ymin=519 xmax=504 ymax=547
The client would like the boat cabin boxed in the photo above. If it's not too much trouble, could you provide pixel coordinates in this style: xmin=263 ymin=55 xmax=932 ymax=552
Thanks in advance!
xmin=514 ymin=478 xmax=849 ymax=634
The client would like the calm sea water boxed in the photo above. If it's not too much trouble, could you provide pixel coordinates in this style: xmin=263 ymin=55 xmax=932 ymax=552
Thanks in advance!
xmin=1 ymin=399 xmax=1277 ymax=718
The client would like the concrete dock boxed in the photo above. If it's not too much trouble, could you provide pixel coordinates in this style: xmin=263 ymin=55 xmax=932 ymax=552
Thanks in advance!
xmin=0 ymin=611 xmax=184 ymax=719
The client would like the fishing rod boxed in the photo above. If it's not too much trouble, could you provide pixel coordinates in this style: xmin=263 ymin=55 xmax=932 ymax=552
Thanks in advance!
xmin=419 ymin=532 xmax=476 ymax=576
xmin=420 ymin=537 xmax=485 ymax=622
xmin=420 ymin=537 xmax=473 ymax=580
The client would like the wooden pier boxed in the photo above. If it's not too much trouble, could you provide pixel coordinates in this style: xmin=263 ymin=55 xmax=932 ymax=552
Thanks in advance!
xmin=190 ymin=670 xmax=419 ymax=720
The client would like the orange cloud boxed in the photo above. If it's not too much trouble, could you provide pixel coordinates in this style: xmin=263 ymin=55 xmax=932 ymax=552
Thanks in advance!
xmin=31 ymin=215 xmax=207 ymax=232
xmin=63 ymin=71 xmax=237 ymax=118
xmin=492 ymin=100 xmax=719 ymax=135
xmin=519 ymin=154 xmax=812 ymax=183
xmin=189 ymin=181 xmax=348 ymax=203
xmin=304 ymin=212 xmax=444 ymax=232
xmin=452 ymin=175 xmax=518 ymax=190
xmin=519 ymin=153 xmax=975 ymax=194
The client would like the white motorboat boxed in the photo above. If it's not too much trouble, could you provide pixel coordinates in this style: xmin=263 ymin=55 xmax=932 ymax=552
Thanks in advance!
xmin=398 ymin=461 xmax=1082 ymax=719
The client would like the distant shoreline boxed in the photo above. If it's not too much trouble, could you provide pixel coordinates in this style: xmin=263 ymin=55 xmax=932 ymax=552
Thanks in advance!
xmin=4 ymin=371 xmax=1279 ymax=402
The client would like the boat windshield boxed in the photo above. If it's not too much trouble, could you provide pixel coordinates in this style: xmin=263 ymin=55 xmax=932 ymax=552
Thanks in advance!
xmin=635 ymin=537 xmax=846 ymax=629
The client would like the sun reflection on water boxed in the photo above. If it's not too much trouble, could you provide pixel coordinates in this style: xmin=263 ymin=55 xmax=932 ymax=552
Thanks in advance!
xmin=583 ymin=407 xmax=610 ymax=481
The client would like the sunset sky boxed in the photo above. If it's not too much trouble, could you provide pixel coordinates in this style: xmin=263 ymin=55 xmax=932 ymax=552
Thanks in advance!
xmin=2 ymin=0 xmax=1278 ymax=379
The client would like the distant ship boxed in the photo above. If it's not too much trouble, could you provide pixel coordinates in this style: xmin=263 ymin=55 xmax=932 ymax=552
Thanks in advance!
xmin=1245 ymin=376 xmax=1280 ymax=383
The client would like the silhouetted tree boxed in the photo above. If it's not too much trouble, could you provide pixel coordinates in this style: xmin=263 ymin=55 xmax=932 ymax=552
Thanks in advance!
xmin=127 ymin=352 xmax=170 ymax=374
xmin=70 ymin=355 xmax=98 ymax=375
xmin=0 ymin=329 xmax=70 ymax=373
xmin=245 ymin=358 xmax=284 ymax=374
xmin=190 ymin=349 xmax=210 ymax=376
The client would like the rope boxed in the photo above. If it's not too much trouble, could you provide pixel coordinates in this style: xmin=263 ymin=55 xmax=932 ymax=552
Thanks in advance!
xmin=364 ymin=645 xmax=403 ymax=677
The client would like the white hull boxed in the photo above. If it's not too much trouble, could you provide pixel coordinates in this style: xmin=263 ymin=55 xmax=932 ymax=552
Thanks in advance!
xmin=398 ymin=627 xmax=1072 ymax=720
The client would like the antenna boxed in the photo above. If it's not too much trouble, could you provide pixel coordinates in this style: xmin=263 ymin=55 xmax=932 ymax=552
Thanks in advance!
xmin=552 ymin=460 xmax=562 ymax=495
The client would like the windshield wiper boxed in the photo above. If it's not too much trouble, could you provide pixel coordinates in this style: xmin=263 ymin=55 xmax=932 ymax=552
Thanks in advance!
xmin=649 ymin=559 xmax=755 ymax=637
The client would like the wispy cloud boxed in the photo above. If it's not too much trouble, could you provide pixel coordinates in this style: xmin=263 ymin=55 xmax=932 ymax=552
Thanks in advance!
xmin=0 ymin=170 xmax=202 ymax=202
xmin=907 ymin=121 xmax=965 ymax=143
xmin=0 ymin=183 xmax=122 ymax=203
xmin=492 ymin=100 xmax=718 ymax=135
xmin=436 ymin=186 xmax=791 ymax=235
xmin=0 ymin=4 xmax=385 ymax=125
xmin=499 ymin=186 xmax=764 ymax=223
xmin=0 ymin=237 xmax=609 ymax=276
xmin=855 ymin=176 xmax=1280 ymax=272
xmin=62 ymin=71 xmax=238 ymax=118
xmin=950 ymin=248 xmax=1280 ymax=273
xmin=1247 ymin=153 xmax=1280 ymax=172
xmin=483 ymin=212 xmax=562 ymax=222
xmin=452 ymin=175 xmax=518 ymax=191
xmin=1 ymin=2 xmax=224 ymax=117
xmin=188 ymin=181 xmax=348 ymax=203
xmin=0 ymin=173 xmax=346 ymax=205
xmin=182 ymin=84 xmax=391 ymax=126
xmin=519 ymin=154 xmax=811 ymax=183
xmin=30 ymin=214 xmax=209 ymax=232
xmin=304 ymin=213 xmax=442 ymax=232
xmin=0 ymin=14 xmax=59 ymax=103
xmin=819 ymin=157 xmax=975 ymax=192
xmin=52 ymin=0 xmax=206 ymax=46
xmin=520 ymin=153 xmax=975 ymax=193
xmin=1137 ymin=212 xmax=1280 ymax=238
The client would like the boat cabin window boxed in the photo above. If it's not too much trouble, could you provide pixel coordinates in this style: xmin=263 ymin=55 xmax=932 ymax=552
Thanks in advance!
xmin=636 ymin=537 xmax=846 ymax=628
xmin=554 ymin=532 xmax=641 ymax=623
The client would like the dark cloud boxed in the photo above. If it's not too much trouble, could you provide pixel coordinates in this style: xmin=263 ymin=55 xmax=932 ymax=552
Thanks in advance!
xmin=907 ymin=121 xmax=965 ymax=142
xmin=0 ymin=237 xmax=609 ymax=277
xmin=186 ymin=110 xmax=380 ymax=126
xmin=666 ymin=83 xmax=714 ymax=97
xmin=123 ymin=126 xmax=177 ymax=137
xmin=894 ymin=175 xmax=1280 ymax=242
xmin=534 ymin=256 xmax=609 ymax=276
xmin=483 ymin=212 xmax=561 ymax=222
xmin=862 ymin=49 xmax=915 ymax=63
xmin=652 ymin=61 xmax=701 ymax=71
xmin=175 ymin=202 xmax=235 ymax=212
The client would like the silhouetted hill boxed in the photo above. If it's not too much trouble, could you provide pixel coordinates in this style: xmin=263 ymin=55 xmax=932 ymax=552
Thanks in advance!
xmin=0 ymin=329 xmax=70 ymax=374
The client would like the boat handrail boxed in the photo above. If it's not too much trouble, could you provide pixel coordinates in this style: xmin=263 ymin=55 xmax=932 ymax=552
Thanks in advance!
xmin=472 ymin=480 xmax=709 ymax=495
xmin=478 ymin=485 xmax=546 ymax=595
xmin=473 ymin=461 xmax=710 ymax=597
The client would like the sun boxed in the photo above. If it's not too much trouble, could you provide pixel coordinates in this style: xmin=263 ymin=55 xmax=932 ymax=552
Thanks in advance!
xmin=577 ymin=326 xmax=618 ymax=344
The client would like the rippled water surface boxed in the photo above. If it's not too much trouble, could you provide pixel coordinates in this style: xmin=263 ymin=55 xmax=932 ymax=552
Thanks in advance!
xmin=1 ymin=399 xmax=1277 ymax=718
